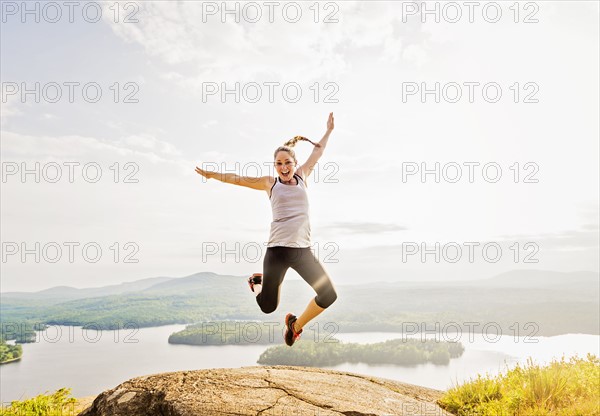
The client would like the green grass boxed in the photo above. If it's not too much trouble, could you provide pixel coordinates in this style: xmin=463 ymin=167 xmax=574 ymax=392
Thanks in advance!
xmin=0 ymin=388 xmax=78 ymax=416
xmin=438 ymin=353 xmax=600 ymax=416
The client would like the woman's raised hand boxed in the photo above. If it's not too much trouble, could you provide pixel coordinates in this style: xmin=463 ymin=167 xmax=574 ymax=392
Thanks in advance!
xmin=327 ymin=112 xmax=334 ymax=132
xmin=195 ymin=166 xmax=214 ymax=180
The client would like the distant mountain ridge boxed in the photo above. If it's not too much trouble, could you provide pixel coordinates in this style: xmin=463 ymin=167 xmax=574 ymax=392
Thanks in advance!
xmin=2 ymin=269 xmax=598 ymax=337
xmin=484 ymin=270 xmax=597 ymax=286
xmin=2 ymin=270 xmax=598 ymax=300
xmin=0 ymin=275 xmax=177 ymax=300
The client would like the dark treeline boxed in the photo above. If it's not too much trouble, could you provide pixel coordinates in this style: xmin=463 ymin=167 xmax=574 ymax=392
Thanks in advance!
xmin=168 ymin=321 xmax=278 ymax=345
xmin=0 ymin=321 xmax=41 ymax=343
xmin=257 ymin=338 xmax=465 ymax=366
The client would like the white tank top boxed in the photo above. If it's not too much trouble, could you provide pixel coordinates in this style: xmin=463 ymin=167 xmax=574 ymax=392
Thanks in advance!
xmin=267 ymin=173 xmax=311 ymax=248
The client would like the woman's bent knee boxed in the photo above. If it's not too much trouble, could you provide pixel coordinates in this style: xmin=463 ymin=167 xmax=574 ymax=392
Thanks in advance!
xmin=259 ymin=302 xmax=277 ymax=314
xmin=256 ymin=293 xmax=278 ymax=314
xmin=327 ymin=290 xmax=338 ymax=307
xmin=316 ymin=289 xmax=337 ymax=309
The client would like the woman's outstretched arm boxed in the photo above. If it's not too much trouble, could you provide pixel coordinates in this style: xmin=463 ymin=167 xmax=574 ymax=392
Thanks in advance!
xmin=195 ymin=166 xmax=271 ymax=191
xmin=298 ymin=112 xmax=334 ymax=179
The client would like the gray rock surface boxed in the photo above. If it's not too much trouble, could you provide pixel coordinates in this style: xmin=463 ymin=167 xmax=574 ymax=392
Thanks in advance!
xmin=79 ymin=365 xmax=452 ymax=415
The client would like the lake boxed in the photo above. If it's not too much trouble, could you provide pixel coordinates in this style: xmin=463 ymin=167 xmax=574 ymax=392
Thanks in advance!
xmin=1 ymin=325 xmax=598 ymax=404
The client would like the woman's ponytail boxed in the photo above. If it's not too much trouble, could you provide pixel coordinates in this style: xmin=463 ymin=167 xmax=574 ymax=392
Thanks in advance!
xmin=274 ymin=136 xmax=321 ymax=162
xmin=283 ymin=136 xmax=322 ymax=149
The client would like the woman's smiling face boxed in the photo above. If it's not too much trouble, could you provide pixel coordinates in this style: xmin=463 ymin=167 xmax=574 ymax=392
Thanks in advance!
xmin=274 ymin=151 xmax=296 ymax=181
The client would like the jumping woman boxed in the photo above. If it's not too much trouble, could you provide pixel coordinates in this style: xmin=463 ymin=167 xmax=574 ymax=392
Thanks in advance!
xmin=195 ymin=112 xmax=338 ymax=347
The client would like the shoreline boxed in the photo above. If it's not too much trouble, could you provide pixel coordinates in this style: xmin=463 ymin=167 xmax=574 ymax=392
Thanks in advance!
xmin=0 ymin=356 xmax=22 ymax=365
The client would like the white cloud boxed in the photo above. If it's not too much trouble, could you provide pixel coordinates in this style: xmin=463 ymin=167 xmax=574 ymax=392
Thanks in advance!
xmin=0 ymin=130 xmax=202 ymax=179
xmin=122 ymin=134 xmax=182 ymax=156
xmin=402 ymin=44 xmax=429 ymax=67
xmin=321 ymin=221 xmax=408 ymax=234
xmin=1 ymin=94 xmax=24 ymax=126
xmin=201 ymin=120 xmax=218 ymax=129
xmin=102 ymin=1 xmax=429 ymax=88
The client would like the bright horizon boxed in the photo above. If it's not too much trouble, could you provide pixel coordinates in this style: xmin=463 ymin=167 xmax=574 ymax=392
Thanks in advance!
xmin=2 ymin=268 xmax=596 ymax=294
xmin=1 ymin=1 xmax=599 ymax=292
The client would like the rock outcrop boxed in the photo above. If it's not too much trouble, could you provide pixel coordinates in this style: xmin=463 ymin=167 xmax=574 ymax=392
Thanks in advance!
xmin=79 ymin=365 xmax=452 ymax=415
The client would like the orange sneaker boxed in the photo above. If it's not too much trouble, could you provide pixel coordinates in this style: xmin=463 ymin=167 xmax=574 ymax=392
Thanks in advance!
xmin=284 ymin=313 xmax=303 ymax=346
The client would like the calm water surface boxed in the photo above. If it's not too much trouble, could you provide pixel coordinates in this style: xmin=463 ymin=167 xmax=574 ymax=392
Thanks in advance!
xmin=1 ymin=325 xmax=598 ymax=403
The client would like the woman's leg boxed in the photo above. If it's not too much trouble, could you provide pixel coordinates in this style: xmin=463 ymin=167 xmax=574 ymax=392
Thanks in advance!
xmin=293 ymin=298 xmax=325 ymax=333
xmin=256 ymin=247 xmax=290 ymax=314
xmin=290 ymin=248 xmax=338 ymax=331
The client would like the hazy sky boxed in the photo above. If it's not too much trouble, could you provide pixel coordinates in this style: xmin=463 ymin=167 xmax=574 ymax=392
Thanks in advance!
xmin=1 ymin=1 xmax=598 ymax=292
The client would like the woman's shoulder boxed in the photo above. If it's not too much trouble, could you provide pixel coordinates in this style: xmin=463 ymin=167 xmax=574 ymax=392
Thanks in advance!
xmin=295 ymin=170 xmax=307 ymax=183
xmin=265 ymin=176 xmax=277 ymax=198
xmin=296 ymin=172 xmax=308 ymax=188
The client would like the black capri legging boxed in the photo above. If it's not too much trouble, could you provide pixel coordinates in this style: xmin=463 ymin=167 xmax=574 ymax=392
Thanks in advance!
xmin=256 ymin=246 xmax=337 ymax=314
